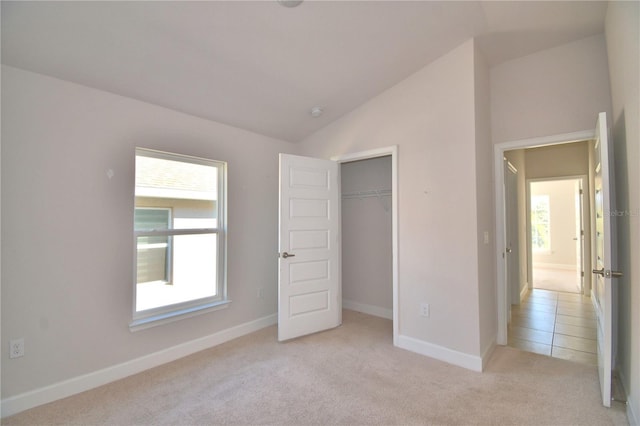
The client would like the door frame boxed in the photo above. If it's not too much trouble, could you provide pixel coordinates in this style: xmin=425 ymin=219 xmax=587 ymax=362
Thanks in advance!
xmin=494 ymin=130 xmax=594 ymax=345
xmin=525 ymin=175 xmax=588 ymax=295
xmin=332 ymin=145 xmax=399 ymax=346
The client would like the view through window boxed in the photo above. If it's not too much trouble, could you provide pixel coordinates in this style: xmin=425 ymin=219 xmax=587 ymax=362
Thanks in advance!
xmin=134 ymin=148 xmax=226 ymax=322
xmin=531 ymin=194 xmax=551 ymax=252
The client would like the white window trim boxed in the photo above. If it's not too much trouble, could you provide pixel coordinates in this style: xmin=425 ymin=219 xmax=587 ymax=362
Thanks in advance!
xmin=131 ymin=148 xmax=228 ymax=331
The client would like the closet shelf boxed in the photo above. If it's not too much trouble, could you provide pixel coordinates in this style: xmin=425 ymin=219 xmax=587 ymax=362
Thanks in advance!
xmin=341 ymin=189 xmax=392 ymax=199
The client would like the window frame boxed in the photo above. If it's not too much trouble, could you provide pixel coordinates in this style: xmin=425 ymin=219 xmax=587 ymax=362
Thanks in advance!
xmin=130 ymin=148 xmax=229 ymax=331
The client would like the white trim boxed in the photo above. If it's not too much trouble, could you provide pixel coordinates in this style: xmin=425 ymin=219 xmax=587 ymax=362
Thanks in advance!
xmin=1 ymin=314 xmax=277 ymax=419
xmin=618 ymin=369 xmax=638 ymax=426
xmin=494 ymin=129 xmax=594 ymax=345
xmin=343 ymin=300 xmax=393 ymax=320
xmin=332 ymin=145 xmax=399 ymax=347
xmin=129 ymin=299 xmax=231 ymax=332
xmin=397 ymin=335 xmax=484 ymax=372
xmin=628 ymin=405 xmax=638 ymax=426
xmin=520 ymin=283 xmax=529 ymax=302
xmin=481 ymin=339 xmax=497 ymax=371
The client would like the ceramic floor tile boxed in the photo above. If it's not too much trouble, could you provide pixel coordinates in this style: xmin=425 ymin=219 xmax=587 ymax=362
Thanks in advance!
xmin=557 ymin=292 xmax=591 ymax=302
xmin=512 ymin=309 xmax=557 ymax=323
xmin=518 ymin=303 xmax=557 ymax=314
xmin=529 ymin=289 xmax=558 ymax=298
xmin=511 ymin=316 xmax=555 ymax=333
xmin=509 ymin=326 xmax=554 ymax=345
xmin=558 ymin=300 xmax=595 ymax=310
xmin=551 ymin=346 xmax=598 ymax=366
xmin=553 ymin=334 xmax=597 ymax=353
xmin=524 ymin=298 xmax=558 ymax=309
xmin=555 ymin=314 xmax=597 ymax=328
xmin=554 ymin=322 xmax=597 ymax=339
xmin=508 ymin=337 xmax=552 ymax=356
xmin=557 ymin=306 xmax=596 ymax=319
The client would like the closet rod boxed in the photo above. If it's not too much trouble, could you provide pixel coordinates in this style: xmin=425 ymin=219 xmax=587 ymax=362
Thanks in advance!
xmin=341 ymin=189 xmax=392 ymax=199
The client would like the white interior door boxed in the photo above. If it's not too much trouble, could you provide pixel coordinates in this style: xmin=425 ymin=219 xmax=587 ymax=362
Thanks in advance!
xmin=591 ymin=111 xmax=621 ymax=407
xmin=278 ymin=154 xmax=341 ymax=341
xmin=505 ymin=160 xmax=521 ymax=308
xmin=575 ymin=180 xmax=585 ymax=293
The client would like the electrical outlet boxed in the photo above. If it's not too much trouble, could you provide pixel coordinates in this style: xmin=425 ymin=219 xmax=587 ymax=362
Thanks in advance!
xmin=420 ymin=303 xmax=430 ymax=318
xmin=10 ymin=338 xmax=24 ymax=359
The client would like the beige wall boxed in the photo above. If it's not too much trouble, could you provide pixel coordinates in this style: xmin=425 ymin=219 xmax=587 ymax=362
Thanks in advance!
xmin=605 ymin=1 xmax=640 ymax=423
xmin=300 ymin=39 xmax=489 ymax=365
xmin=491 ymin=34 xmax=612 ymax=144
xmin=525 ymin=142 xmax=590 ymax=179
xmin=340 ymin=156 xmax=392 ymax=315
xmin=0 ymin=65 xmax=297 ymax=398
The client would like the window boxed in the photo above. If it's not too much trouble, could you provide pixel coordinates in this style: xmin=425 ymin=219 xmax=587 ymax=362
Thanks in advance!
xmin=531 ymin=195 xmax=550 ymax=252
xmin=131 ymin=148 xmax=227 ymax=330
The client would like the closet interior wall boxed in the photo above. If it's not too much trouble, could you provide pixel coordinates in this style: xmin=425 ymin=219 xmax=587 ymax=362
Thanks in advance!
xmin=341 ymin=156 xmax=393 ymax=318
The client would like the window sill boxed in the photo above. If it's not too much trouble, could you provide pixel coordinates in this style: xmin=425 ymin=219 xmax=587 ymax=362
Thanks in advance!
xmin=129 ymin=300 xmax=231 ymax=332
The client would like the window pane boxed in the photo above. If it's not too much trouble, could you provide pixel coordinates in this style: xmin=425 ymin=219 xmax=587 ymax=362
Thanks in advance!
xmin=136 ymin=233 xmax=218 ymax=312
xmin=134 ymin=208 xmax=170 ymax=231
xmin=531 ymin=195 xmax=550 ymax=251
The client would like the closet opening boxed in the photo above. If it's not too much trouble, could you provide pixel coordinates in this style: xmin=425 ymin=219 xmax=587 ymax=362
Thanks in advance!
xmin=334 ymin=146 xmax=398 ymax=344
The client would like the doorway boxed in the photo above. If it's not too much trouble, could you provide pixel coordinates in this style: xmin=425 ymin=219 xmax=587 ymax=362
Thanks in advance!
xmin=493 ymin=129 xmax=594 ymax=346
xmin=334 ymin=146 xmax=399 ymax=345
xmin=277 ymin=147 xmax=398 ymax=344
xmin=528 ymin=178 xmax=586 ymax=294
xmin=340 ymin=156 xmax=393 ymax=320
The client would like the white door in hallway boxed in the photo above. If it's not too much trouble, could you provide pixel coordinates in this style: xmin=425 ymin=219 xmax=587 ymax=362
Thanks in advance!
xmin=592 ymin=111 xmax=620 ymax=408
xmin=278 ymin=154 xmax=341 ymax=341
xmin=505 ymin=160 xmax=520 ymax=307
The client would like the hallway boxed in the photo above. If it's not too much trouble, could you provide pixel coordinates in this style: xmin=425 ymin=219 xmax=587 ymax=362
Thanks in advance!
xmin=508 ymin=289 xmax=597 ymax=365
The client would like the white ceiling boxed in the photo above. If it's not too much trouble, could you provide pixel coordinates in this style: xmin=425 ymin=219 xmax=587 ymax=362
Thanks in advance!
xmin=1 ymin=1 xmax=608 ymax=142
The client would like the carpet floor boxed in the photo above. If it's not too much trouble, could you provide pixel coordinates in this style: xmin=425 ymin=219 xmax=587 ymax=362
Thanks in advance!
xmin=3 ymin=310 xmax=628 ymax=425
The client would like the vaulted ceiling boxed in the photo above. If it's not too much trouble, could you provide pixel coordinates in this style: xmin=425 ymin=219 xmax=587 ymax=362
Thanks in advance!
xmin=1 ymin=1 xmax=608 ymax=142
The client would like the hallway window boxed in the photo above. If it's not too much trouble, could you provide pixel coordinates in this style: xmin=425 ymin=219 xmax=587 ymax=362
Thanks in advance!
xmin=531 ymin=195 xmax=550 ymax=251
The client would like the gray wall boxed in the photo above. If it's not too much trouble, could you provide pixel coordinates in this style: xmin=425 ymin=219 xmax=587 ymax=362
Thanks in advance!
xmin=1 ymin=65 xmax=297 ymax=398
xmin=301 ymin=40 xmax=490 ymax=364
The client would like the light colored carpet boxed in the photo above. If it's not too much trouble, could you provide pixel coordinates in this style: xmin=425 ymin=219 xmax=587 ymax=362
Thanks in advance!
xmin=533 ymin=267 xmax=581 ymax=293
xmin=4 ymin=310 xmax=628 ymax=425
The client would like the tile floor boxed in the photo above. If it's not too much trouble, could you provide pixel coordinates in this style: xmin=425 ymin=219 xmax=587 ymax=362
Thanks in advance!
xmin=508 ymin=288 xmax=598 ymax=366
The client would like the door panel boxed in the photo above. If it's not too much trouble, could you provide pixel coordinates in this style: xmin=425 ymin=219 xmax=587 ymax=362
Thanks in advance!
xmin=278 ymin=154 xmax=341 ymax=341
xmin=505 ymin=160 xmax=520 ymax=306
xmin=592 ymin=111 xmax=616 ymax=408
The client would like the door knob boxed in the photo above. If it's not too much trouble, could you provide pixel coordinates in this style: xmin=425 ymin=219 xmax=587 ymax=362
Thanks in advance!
xmin=506 ymin=248 xmax=512 ymax=253
xmin=592 ymin=268 xmax=623 ymax=278
xmin=281 ymin=252 xmax=295 ymax=259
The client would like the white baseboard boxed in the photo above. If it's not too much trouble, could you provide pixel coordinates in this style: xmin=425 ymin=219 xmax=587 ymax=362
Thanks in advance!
xmin=481 ymin=338 xmax=497 ymax=371
xmin=520 ymin=283 xmax=529 ymax=302
xmin=343 ymin=299 xmax=393 ymax=320
xmin=397 ymin=334 xmax=483 ymax=372
xmin=1 ymin=313 xmax=277 ymax=419
xmin=618 ymin=369 xmax=639 ymax=426
xmin=628 ymin=401 xmax=639 ymax=426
